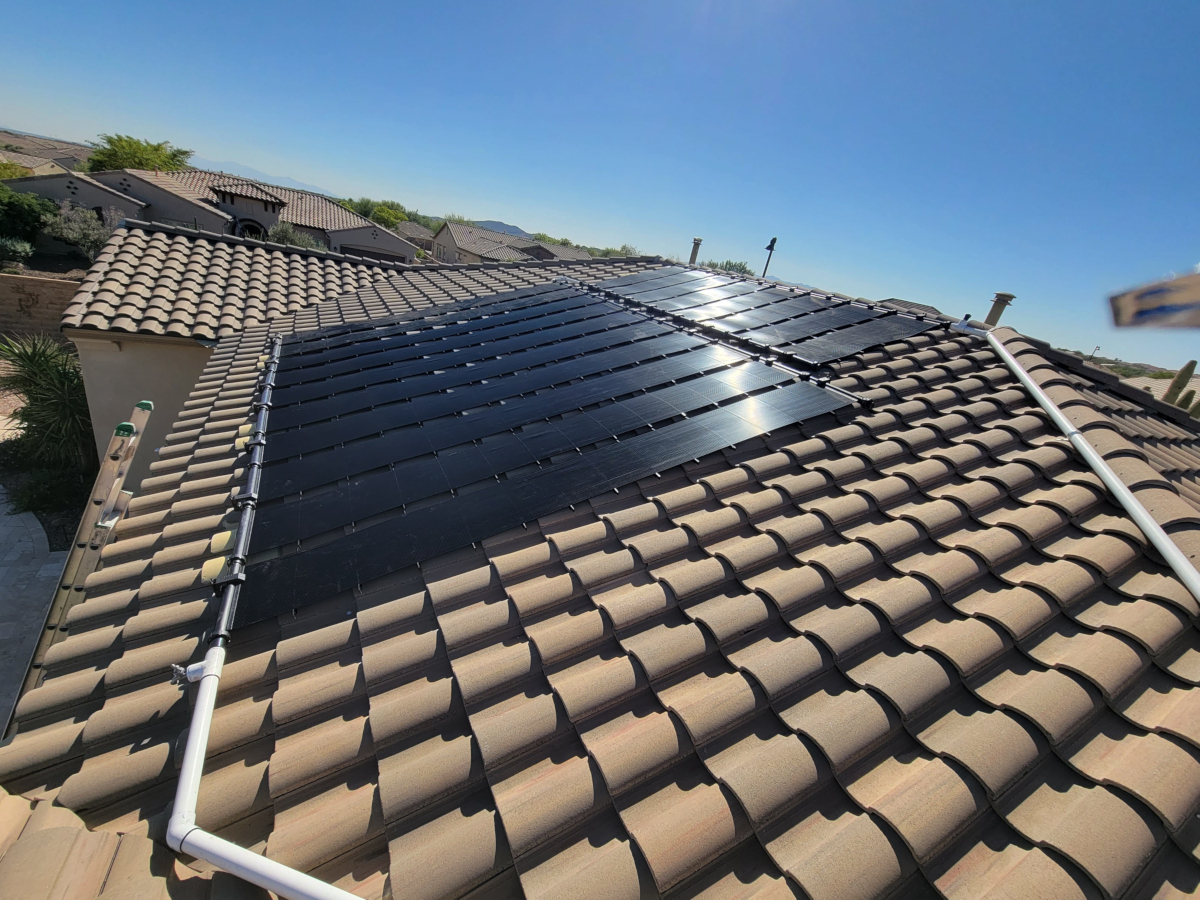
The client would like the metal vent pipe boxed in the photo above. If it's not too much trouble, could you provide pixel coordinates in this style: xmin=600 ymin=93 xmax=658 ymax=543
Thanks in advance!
xmin=689 ymin=237 xmax=702 ymax=265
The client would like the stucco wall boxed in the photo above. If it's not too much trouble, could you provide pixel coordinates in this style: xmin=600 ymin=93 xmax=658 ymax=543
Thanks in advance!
xmin=89 ymin=172 xmax=231 ymax=232
xmin=68 ymin=331 xmax=213 ymax=487
xmin=329 ymin=224 xmax=418 ymax=264
xmin=2 ymin=174 xmax=144 ymax=220
xmin=0 ymin=275 xmax=80 ymax=338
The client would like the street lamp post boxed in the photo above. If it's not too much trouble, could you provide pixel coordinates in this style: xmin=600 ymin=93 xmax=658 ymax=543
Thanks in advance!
xmin=762 ymin=238 xmax=777 ymax=279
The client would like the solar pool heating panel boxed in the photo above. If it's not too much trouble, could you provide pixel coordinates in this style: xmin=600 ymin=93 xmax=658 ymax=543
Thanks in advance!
xmin=238 ymin=379 xmax=849 ymax=626
xmin=786 ymin=313 xmax=937 ymax=364
xmin=275 ymin=294 xmax=602 ymax=385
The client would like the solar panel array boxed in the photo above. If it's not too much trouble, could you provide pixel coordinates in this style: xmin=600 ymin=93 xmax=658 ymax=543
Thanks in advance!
xmin=238 ymin=280 xmax=856 ymax=625
xmin=592 ymin=267 xmax=936 ymax=365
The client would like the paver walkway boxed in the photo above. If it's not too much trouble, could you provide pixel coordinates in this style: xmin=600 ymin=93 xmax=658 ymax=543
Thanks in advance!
xmin=0 ymin=483 xmax=68 ymax=731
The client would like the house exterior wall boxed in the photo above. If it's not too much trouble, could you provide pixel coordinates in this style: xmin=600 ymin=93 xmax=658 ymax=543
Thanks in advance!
xmin=1 ymin=174 xmax=144 ymax=221
xmin=214 ymin=195 xmax=283 ymax=235
xmin=88 ymin=172 xmax=231 ymax=232
xmin=328 ymin=225 xmax=419 ymax=264
xmin=67 ymin=330 xmax=214 ymax=487
xmin=0 ymin=275 xmax=79 ymax=337
xmin=29 ymin=160 xmax=69 ymax=176
xmin=432 ymin=227 xmax=459 ymax=264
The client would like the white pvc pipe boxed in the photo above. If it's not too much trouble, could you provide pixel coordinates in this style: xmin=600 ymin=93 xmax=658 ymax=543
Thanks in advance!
xmin=954 ymin=318 xmax=1200 ymax=603
xmin=167 ymin=644 xmax=358 ymax=900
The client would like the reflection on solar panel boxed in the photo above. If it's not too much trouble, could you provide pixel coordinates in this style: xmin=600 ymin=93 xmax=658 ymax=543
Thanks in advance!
xmin=591 ymin=268 xmax=937 ymax=365
xmin=237 ymin=280 xmax=854 ymax=626
xmin=235 ymin=268 xmax=939 ymax=626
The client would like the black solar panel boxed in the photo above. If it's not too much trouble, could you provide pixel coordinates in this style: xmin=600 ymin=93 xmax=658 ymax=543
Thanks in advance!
xmin=237 ymin=377 xmax=846 ymax=625
xmin=232 ymin=270 xmax=941 ymax=628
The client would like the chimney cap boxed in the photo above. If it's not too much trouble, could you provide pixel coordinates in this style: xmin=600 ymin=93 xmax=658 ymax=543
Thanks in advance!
xmin=993 ymin=292 xmax=1016 ymax=304
xmin=692 ymin=237 xmax=703 ymax=243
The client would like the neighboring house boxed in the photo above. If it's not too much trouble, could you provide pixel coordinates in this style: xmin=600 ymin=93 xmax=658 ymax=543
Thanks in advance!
xmin=0 ymin=171 xmax=146 ymax=222
xmin=5 ymin=167 xmax=423 ymax=264
xmin=160 ymin=169 xmax=421 ymax=262
xmin=1 ymin=254 xmax=1199 ymax=898
xmin=433 ymin=220 xmax=593 ymax=264
xmin=0 ymin=127 xmax=93 ymax=170
xmin=392 ymin=219 xmax=435 ymax=251
xmin=0 ymin=149 xmax=69 ymax=176
xmin=57 ymin=220 xmax=661 ymax=488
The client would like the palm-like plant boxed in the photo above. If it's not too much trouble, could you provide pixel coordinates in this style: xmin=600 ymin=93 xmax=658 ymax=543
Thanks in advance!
xmin=0 ymin=335 xmax=94 ymax=470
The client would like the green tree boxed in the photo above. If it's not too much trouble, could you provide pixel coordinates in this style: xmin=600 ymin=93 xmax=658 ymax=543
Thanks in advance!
xmin=0 ymin=183 xmax=56 ymax=242
xmin=342 ymin=197 xmax=377 ymax=218
xmin=702 ymin=259 xmax=756 ymax=277
xmin=1162 ymin=360 xmax=1196 ymax=405
xmin=267 ymin=220 xmax=322 ymax=250
xmin=86 ymin=134 xmax=193 ymax=172
xmin=444 ymin=212 xmax=472 ymax=224
xmin=370 ymin=205 xmax=406 ymax=228
xmin=0 ymin=160 xmax=31 ymax=179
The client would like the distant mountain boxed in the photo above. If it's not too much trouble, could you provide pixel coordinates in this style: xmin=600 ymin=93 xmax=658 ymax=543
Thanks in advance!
xmin=189 ymin=157 xmax=334 ymax=195
xmin=473 ymin=220 xmax=531 ymax=238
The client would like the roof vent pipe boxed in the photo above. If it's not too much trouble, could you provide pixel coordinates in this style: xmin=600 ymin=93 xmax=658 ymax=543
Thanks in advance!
xmin=689 ymin=237 xmax=702 ymax=265
xmin=985 ymin=292 xmax=1015 ymax=326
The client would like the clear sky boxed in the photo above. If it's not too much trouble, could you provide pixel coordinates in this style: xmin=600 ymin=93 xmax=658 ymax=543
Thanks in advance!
xmin=5 ymin=1 xmax=1199 ymax=365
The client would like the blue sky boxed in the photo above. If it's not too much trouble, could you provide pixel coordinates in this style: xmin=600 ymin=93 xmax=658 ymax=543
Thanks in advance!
xmin=5 ymin=1 xmax=1200 ymax=365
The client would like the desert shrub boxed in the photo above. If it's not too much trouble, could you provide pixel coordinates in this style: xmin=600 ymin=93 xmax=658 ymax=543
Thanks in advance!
xmin=0 ymin=334 xmax=93 ymax=470
xmin=267 ymin=220 xmax=322 ymax=250
xmin=44 ymin=201 xmax=120 ymax=261
xmin=0 ymin=237 xmax=33 ymax=264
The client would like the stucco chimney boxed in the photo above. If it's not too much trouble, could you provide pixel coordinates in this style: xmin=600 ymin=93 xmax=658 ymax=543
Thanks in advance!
xmin=689 ymin=238 xmax=702 ymax=265
xmin=985 ymin=292 xmax=1015 ymax=326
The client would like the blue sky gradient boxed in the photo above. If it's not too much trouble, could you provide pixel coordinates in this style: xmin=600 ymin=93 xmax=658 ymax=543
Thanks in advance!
xmin=5 ymin=1 xmax=1199 ymax=365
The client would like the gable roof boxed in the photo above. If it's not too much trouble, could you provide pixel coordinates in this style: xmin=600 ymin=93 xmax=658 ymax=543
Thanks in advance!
xmin=0 ymin=149 xmax=57 ymax=171
xmin=209 ymin=178 xmax=289 ymax=204
xmin=393 ymin=220 xmax=435 ymax=241
xmin=60 ymin=222 xmax=661 ymax=341
xmin=5 ymin=260 xmax=1200 ymax=898
xmin=0 ymin=170 xmax=149 ymax=210
xmin=160 ymin=169 xmax=379 ymax=233
xmin=443 ymin=221 xmax=594 ymax=262
xmin=111 ymin=168 xmax=235 ymax=221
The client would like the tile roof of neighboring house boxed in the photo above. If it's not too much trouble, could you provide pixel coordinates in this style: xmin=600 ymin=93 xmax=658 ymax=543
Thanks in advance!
xmin=480 ymin=243 xmax=535 ymax=262
xmin=162 ymin=169 xmax=379 ymax=233
xmin=60 ymin=222 xmax=661 ymax=341
xmin=115 ymin=168 xmax=236 ymax=222
xmin=1125 ymin=373 xmax=1200 ymax=406
xmin=445 ymin=221 xmax=594 ymax=262
xmin=209 ymin=178 xmax=289 ymax=204
xmin=0 ymin=149 xmax=56 ymax=170
xmin=393 ymin=220 xmax=435 ymax=241
xmin=0 ymin=128 xmax=93 ymax=165
xmin=4 ymin=262 xmax=1200 ymax=899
